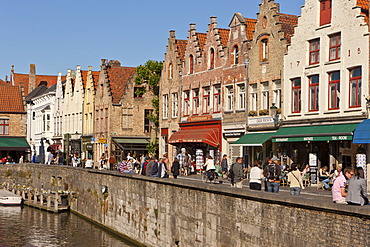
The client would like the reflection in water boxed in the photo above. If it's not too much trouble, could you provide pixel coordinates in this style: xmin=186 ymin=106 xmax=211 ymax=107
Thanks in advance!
xmin=0 ymin=206 xmax=136 ymax=247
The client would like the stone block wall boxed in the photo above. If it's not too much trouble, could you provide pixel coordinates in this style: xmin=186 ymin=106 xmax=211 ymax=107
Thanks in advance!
xmin=1 ymin=164 xmax=369 ymax=247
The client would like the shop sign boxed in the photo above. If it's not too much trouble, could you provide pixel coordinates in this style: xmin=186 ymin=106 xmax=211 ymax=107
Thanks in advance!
xmin=187 ymin=115 xmax=212 ymax=122
xmin=223 ymin=132 xmax=244 ymax=138
xmin=273 ymin=135 xmax=352 ymax=142
xmin=248 ymin=116 xmax=274 ymax=126
xmin=98 ymin=138 xmax=107 ymax=143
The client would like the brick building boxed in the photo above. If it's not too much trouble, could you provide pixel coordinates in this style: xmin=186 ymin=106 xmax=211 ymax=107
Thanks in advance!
xmin=0 ymin=84 xmax=29 ymax=162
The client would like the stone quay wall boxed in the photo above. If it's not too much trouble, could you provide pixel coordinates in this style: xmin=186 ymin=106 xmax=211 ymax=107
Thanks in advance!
xmin=1 ymin=164 xmax=369 ymax=247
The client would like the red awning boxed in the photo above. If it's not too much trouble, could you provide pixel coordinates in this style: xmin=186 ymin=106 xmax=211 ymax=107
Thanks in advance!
xmin=168 ymin=128 xmax=220 ymax=147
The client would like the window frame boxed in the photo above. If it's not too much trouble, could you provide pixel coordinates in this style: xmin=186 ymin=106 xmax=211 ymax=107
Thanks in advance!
xmin=168 ymin=63 xmax=173 ymax=79
xmin=226 ymin=86 xmax=234 ymax=111
xmin=329 ymin=33 xmax=341 ymax=61
xmin=183 ymin=90 xmax=190 ymax=117
xmin=328 ymin=71 xmax=340 ymax=110
xmin=192 ymin=89 xmax=200 ymax=115
xmin=209 ymin=48 xmax=215 ymax=69
xmin=309 ymin=39 xmax=320 ymax=65
xmin=349 ymin=67 xmax=362 ymax=108
xmin=233 ymin=45 xmax=239 ymax=65
xmin=172 ymin=92 xmax=178 ymax=118
xmin=309 ymin=75 xmax=320 ymax=112
xmin=237 ymin=84 xmax=246 ymax=110
xmin=213 ymin=85 xmax=221 ymax=113
xmin=144 ymin=109 xmax=153 ymax=133
xmin=0 ymin=119 xmax=9 ymax=135
xmin=291 ymin=78 xmax=302 ymax=114
xmin=162 ymin=94 xmax=169 ymax=119
xmin=189 ymin=55 xmax=194 ymax=74
xmin=202 ymin=87 xmax=210 ymax=114
xmin=261 ymin=38 xmax=269 ymax=62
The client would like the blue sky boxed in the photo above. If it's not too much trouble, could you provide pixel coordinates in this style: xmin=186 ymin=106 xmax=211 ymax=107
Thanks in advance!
xmin=0 ymin=0 xmax=305 ymax=79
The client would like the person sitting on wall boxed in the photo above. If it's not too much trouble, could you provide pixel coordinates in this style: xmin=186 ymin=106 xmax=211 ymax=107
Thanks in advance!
xmin=332 ymin=167 xmax=354 ymax=204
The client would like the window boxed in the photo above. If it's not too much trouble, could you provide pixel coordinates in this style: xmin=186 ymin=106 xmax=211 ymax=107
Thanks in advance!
xmin=144 ymin=109 xmax=153 ymax=133
xmin=261 ymin=39 xmax=269 ymax=61
xmin=309 ymin=75 xmax=319 ymax=111
xmin=189 ymin=55 xmax=194 ymax=74
xmin=349 ymin=67 xmax=362 ymax=108
xmin=183 ymin=90 xmax=190 ymax=116
xmin=233 ymin=46 xmax=239 ymax=65
xmin=261 ymin=82 xmax=269 ymax=110
xmin=292 ymin=78 xmax=301 ymax=113
xmin=162 ymin=94 xmax=169 ymax=119
xmin=226 ymin=86 xmax=234 ymax=111
xmin=309 ymin=39 xmax=320 ymax=65
xmin=237 ymin=84 xmax=246 ymax=110
xmin=273 ymin=80 xmax=281 ymax=108
xmin=213 ymin=85 xmax=221 ymax=113
xmin=329 ymin=33 xmax=341 ymax=61
xmin=329 ymin=71 xmax=340 ymax=110
xmin=250 ymin=84 xmax=258 ymax=111
xmin=168 ymin=63 xmax=173 ymax=79
xmin=203 ymin=87 xmax=210 ymax=113
xmin=172 ymin=93 xmax=178 ymax=118
xmin=122 ymin=107 xmax=132 ymax=129
xmin=209 ymin=48 xmax=215 ymax=69
xmin=192 ymin=89 xmax=200 ymax=115
xmin=320 ymin=0 xmax=332 ymax=26
xmin=0 ymin=119 xmax=9 ymax=135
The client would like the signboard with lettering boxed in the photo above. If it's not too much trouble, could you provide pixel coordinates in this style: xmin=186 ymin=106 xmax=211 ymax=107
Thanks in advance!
xmin=248 ymin=116 xmax=274 ymax=126
xmin=98 ymin=138 xmax=107 ymax=144
xmin=273 ymin=135 xmax=352 ymax=142
xmin=223 ymin=132 xmax=244 ymax=138
xmin=187 ymin=115 xmax=212 ymax=122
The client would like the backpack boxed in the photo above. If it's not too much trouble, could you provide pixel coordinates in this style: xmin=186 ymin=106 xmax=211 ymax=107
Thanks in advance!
xmin=227 ymin=164 xmax=235 ymax=179
xmin=267 ymin=164 xmax=277 ymax=180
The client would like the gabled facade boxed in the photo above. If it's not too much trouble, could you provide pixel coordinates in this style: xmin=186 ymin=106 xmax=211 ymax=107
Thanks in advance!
xmin=280 ymin=0 xmax=369 ymax=170
xmin=159 ymin=30 xmax=186 ymax=162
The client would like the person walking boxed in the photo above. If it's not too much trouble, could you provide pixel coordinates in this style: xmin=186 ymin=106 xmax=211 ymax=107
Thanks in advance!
xmin=249 ymin=161 xmax=263 ymax=190
xmin=263 ymin=156 xmax=281 ymax=193
xmin=232 ymin=157 xmax=244 ymax=188
xmin=171 ymin=158 xmax=180 ymax=179
xmin=204 ymin=156 xmax=216 ymax=180
xmin=346 ymin=167 xmax=368 ymax=206
xmin=287 ymin=163 xmax=304 ymax=195
xmin=108 ymin=154 xmax=116 ymax=170
xmin=221 ymin=154 xmax=228 ymax=179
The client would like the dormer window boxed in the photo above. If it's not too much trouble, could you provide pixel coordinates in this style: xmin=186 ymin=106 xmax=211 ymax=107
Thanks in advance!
xmin=320 ymin=0 xmax=332 ymax=26
xmin=209 ymin=48 xmax=215 ymax=69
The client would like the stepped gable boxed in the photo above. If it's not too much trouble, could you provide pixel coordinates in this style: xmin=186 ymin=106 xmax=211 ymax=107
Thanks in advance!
xmin=0 ymin=85 xmax=24 ymax=112
xmin=176 ymin=39 xmax=187 ymax=61
xmin=106 ymin=64 xmax=136 ymax=104
xmin=356 ymin=0 xmax=369 ymax=23
xmin=278 ymin=13 xmax=298 ymax=43
xmin=81 ymin=70 xmax=100 ymax=89
xmin=218 ymin=28 xmax=230 ymax=47
xmin=245 ymin=18 xmax=258 ymax=40
xmin=196 ymin=32 xmax=207 ymax=51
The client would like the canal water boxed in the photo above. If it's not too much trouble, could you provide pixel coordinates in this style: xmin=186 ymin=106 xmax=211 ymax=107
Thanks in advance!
xmin=0 ymin=206 xmax=138 ymax=247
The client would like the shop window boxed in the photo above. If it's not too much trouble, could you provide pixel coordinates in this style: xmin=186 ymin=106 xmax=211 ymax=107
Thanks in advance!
xmin=172 ymin=93 xmax=178 ymax=118
xmin=183 ymin=90 xmax=190 ymax=116
xmin=203 ymin=87 xmax=210 ymax=113
xmin=162 ymin=94 xmax=169 ymax=119
xmin=209 ymin=48 xmax=215 ymax=69
xmin=237 ymin=84 xmax=246 ymax=110
xmin=309 ymin=75 xmax=319 ymax=111
xmin=320 ymin=0 xmax=332 ymax=26
xmin=226 ymin=86 xmax=234 ymax=111
xmin=309 ymin=39 xmax=320 ymax=65
xmin=329 ymin=71 xmax=340 ymax=110
xmin=192 ymin=89 xmax=200 ymax=115
xmin=349 ymin=67 xmax=362 ymax=108
xmin=292 ymin=78 xmax=301 ymax=113
xmin=329 ymin=33 xmax=341 ymax=61
xmin=213 ymin=85 xmax=221 ymax=113
xmin=0 ymin=119 xmax=9 ymax=135
xmin=189 ymin=55 xmax=194 ymax=74
xmin=144 ymin=109 xmax=153 ymax=133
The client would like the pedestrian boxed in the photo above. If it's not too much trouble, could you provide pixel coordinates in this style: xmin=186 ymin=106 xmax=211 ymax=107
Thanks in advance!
xmin=249 ymin=161 xmax=263 ymax=190
xmin=57 ymin=153 xmax=64 ymax=165
xmin=99 ymin=154 xmax=107 ymax=170
xmin=158 ymin=158 xmax=169 ymax=178
xmin=263 ymin=156 xmax=281 ymax=193
xmin=18 ymin=155 xmax=24 ymax=164
xmin=171 ymin=158 xmax=180 ymax=179
xmin=332 ymin=167 xmax=354 ymax=204
xmin=46 ymin=152 xmax=54 ymax=165
xmin=146 ymin=157 xmax=155 ymax=176
xmin=232 ymin=157 xmax=244 ymax=188
xmin=221 ymin=154 xmax=228 ymax=179
xmin=287 ymin=163 xmax=304 ymax=195
xmin=108 ymin=154 xmax=116 ymax=170
xmin=204 ymin=156 xmax=216 ymax=180
xmin=72 ymin=153 xmax=80 ymax=167
xmin=85 ymin=157 xmax=94 ymax=169
xmin=139 ymin=157 xmax=148 ymax=176
xmin=346 ymin=167 xmax=368 ymax=206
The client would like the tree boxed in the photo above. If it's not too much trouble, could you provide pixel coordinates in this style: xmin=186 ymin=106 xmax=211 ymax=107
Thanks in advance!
xmin=134 ymin=60 xmax=163 ymax=155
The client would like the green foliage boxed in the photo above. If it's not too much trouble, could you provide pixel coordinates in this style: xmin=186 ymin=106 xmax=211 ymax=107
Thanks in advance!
xmin=134 ymin=87 xmax=146 ymax=98
xmin=134 ymin=60 xmax=163 ymax=90
xmin=146 ymin=140 xmax=159 ymax=155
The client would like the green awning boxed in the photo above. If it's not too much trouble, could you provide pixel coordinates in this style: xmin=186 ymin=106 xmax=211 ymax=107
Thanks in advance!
xmin=272 ymin=123 xmax=359 ymax=143
xmin=233 ymin=132 xmax=276 ymax=146
xmin=113 ymin=138 xmax=150 ymax=145
xmin=0 ymin=137 xmax=30 ymax=150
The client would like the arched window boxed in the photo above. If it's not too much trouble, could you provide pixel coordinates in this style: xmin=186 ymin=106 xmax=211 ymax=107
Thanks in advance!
xmin=233 ymin=45 xmax=239 ymax=65
xmin=189 ymin=55 xmax=194 ymax=74
xmin=261 ymin=38 xmax=269 ymax=62
xmin=168 ymin=63 xmax=173 ymax=79
xmin=209 ymin=48 xmax=215 ymax=69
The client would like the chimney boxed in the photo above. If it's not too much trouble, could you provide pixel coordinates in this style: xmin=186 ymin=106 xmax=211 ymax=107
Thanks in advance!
xmin=170 ymin=30 xmax=176 ymax=39
xmin=189 ymin=23 xmax=197 ymax=39
xmin=29 ymin=64 xmax=36 ymax=92
xmin=88 ymin=66 xmax=92 ymax=71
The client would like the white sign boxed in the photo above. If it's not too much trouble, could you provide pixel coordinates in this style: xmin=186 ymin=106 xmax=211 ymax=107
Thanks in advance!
xmin=248 ymin=116 xmax=274 ymax=126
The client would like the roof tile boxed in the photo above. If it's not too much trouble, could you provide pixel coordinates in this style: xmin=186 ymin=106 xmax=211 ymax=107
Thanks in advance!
xmin=107 ymin=66 xmax=136 ymax=104
xmin=244 ymin=18 xmax=258 ymax=40
xmin=278 ymin=13 xmax=298 ymax=43
xmin=218 ymin=28 xmax=230 ymax=47
xmin=0 ymin=85 xmax=24 ymax=112
xmin=196 ymin=32 xmax=207 ymax=51
xmin=176 ymin=39 xmax=187 ymax=60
